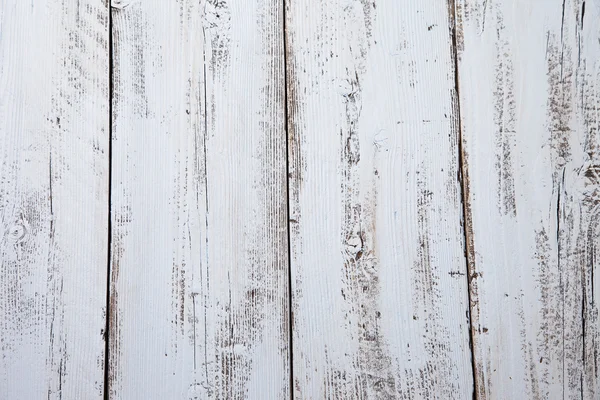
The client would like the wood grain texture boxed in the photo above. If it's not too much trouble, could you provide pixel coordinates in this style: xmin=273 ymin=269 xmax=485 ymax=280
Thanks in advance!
xmin=0 ymin=0 xmax=109 ymax=398
xmin=108 ymin=0 xmax=289 ymax=398
xmin=286 ymin=1 xmax=474 ymax=398
xmin=455 ymin=0 xmax=600 ymax=398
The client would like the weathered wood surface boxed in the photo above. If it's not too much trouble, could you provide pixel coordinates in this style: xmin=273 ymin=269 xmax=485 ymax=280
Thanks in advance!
xmin=455 ymin=0 xmax=600 ymax=398
xmin=286 ymin=1 xmax=473 ymax=398
xmin=0 ymin=0 xmax=109 ymax=398
xmin=3 ymin=0 xmax=600 ymax=397
xmin=108 ymin=0 xmax=288 ymax=398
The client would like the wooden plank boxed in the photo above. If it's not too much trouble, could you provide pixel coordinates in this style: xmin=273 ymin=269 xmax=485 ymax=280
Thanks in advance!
xmin=286 ymin=1 xmax=474 ymax=398
xmin=108 ymin=0 xmax=288 ymax=398
xmin=0 ymin=0 xmax=109 ymax=398
xmin=455 ymin=0 xmax=600 ymax=398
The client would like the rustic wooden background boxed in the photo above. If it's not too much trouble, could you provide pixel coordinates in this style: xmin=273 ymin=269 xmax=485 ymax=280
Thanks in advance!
xmin=1 ymin=0 xmax=599 ymax=399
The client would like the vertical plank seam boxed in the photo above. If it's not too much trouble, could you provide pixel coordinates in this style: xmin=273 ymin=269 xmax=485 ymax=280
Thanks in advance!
xmin=103 ymin=1 xmax=114 ymax=398
xmin=447 ymin=1 xmax=479 ymax=399
xmin=282 ymin=0 xmax=294 ymax=397
xmin=201 ymin=12 xmax=211 ymax=392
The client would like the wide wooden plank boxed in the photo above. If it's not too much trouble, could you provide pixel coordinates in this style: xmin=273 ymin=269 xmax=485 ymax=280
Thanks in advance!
xmin=108 ymin=0 xmax=288 ymax=398
xmin=0 ymin=0 xmax=109 ymax=398
xmin=455 ymin=0 xmax=600 ymax=398
xmin=286 ymin=1 xmax=473 ymax=398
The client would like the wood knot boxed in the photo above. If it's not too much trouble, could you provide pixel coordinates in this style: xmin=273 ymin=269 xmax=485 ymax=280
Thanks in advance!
xmin=204 ymin=0 xmax=232 ymax=28
xmin=7 ymin=222 xmax=28 ymax=243
xmin=111 ymin=0 xmax=135 ymax=10
xmin=187 ymin=382 xmax=209 ymax=399
xmin=344 ymin=232 xmax=364 ymax=257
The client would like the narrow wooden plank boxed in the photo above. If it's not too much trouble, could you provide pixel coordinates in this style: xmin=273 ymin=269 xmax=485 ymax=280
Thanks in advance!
xmin=109 ymin=0 xmax=288 ymax=398
xmin=455 ymin=0 xmax=600 ymax=398
xmin=286 ymin=1 xmax=474 ymax=398
xmin=0 ymin=0 xmax=109 ymax=398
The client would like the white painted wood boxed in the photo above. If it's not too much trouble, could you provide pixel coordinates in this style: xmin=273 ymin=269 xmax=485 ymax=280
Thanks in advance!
xmin=455 ymin=0 xmax=600 ymax=398
xmin=286 ymin=1 xmax=473 ymax=398
xmin=0 ymin=0 xmax=109 ymax=398
xmin=109 ymin=0 xmax=289 ymax=398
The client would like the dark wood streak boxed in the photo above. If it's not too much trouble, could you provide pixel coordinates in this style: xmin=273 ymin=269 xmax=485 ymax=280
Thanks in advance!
xmin=547 ymin=34 xmax=573 ymax=175
xmin=106 ymin=203 xmax=130 ymax=398
xmin=534 ymin=225 xmax=556 ymax=398
xmin=111 ymin=6 xmax=150 ymax=120
xmin=492 ymin=12 xmax=517 ymax=217
xmin=204 ymin=0 xmax=232 ymax=131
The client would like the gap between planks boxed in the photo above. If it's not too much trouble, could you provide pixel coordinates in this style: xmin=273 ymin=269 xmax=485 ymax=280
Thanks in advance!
xmin=447 ymin=1 xmax=480 ymax=399
xmin=448 ymin=0 xmax=479 ymax=400
xmin=103 ymin=1 xmax=113 ymax=399
xmin=282 ymin=0 xmax=295 ymax=397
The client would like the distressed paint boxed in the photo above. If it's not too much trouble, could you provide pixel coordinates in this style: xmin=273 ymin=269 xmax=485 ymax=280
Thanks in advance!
xmin=286 ymin=1 xmax=474 ymax=398
xmin=455 ymin=0 xmax=600 ymax=398
xmin=0 ymin=0 xmax=109 ymax=398
xmin=108 ymin=0 xmax=289 ymax=398
xmin=2 ymin=0 xmax=599 ymax=397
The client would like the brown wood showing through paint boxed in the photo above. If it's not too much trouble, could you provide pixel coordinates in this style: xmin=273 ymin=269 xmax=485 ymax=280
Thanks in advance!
xmin=1 ymin=0 xmax=600 ymax=398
